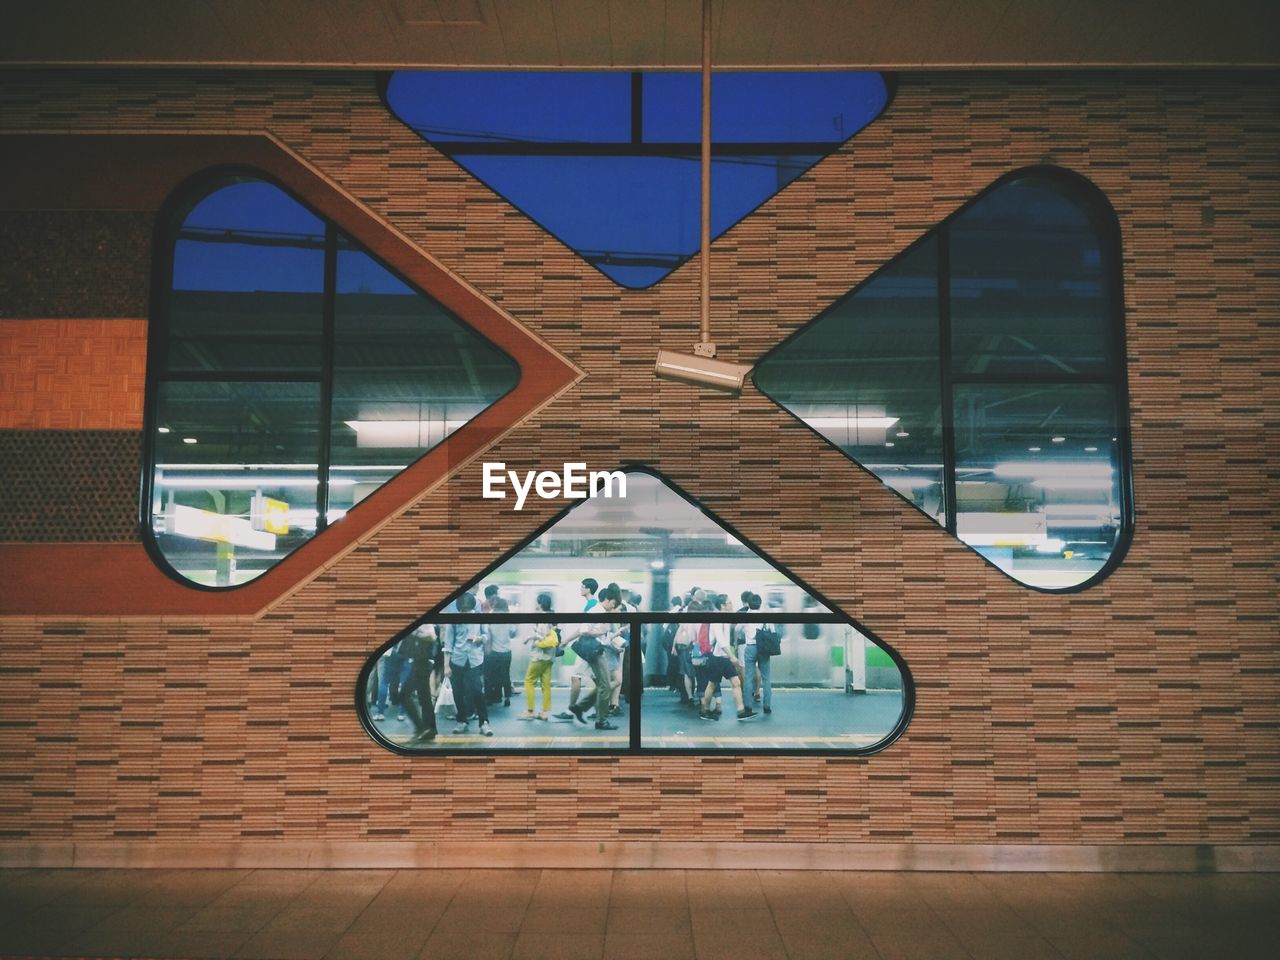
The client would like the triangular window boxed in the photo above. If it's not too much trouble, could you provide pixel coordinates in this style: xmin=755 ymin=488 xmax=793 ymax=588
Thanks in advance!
xmin=358 ymin=469 xmax=910 ymax=754
xmin=754 ymin=170 xmax=1132 ymax=591
xmin=146 ymin=177 xmax=520 ymax=587
xmin=384 ymin=71 xmax=890 ymax=288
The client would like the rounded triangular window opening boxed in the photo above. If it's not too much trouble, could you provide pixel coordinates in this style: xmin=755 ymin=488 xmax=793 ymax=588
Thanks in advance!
xmin=382 ymin=71 xmax=891 ymax=289
xmin=142 ymin=175 xmax=521 ymax=588
xmin=357 ymin=468 xmax=913 ymax=755
xmin=754 ymin=168 xmax=1134 ymax=591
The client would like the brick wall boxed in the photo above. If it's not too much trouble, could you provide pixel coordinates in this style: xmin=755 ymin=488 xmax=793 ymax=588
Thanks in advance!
xmin=0 ymin=70 xmax=1276 ymax=845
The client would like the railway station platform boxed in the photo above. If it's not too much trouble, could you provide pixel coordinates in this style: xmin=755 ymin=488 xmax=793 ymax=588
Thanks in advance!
xmin=373 ymin=687 xmax=906 ymax=751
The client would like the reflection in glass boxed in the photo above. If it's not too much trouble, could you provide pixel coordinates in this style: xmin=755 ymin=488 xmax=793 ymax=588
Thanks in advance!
xmin=951 ymin=177 xmax=1112 ymax=377
xmin=328 ymin=247 xmax=520 ymax=516
xmin=150 ymin=381 xmax=321 ymax=586
xmin=753 ymin=235 xmax=945 ymax=524
xmin=755 ymin=170 xmax=1128 ymax=590
xmin=385 ymin=70 xmax=889 ymax=287
xmin=167 ymin=181 xmax=324 ymax=373
xmin=953 ymin=383 xmax=1122 ymax=589
xmin=148 ymin=178 xmax=520 ymax=586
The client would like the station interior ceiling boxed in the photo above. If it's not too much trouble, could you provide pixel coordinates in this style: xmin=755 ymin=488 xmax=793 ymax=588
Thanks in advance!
xmin=2 ymin=0 xmax=1277 ymax=71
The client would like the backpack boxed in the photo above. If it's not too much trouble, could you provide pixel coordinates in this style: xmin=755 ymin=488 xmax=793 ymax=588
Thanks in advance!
xmin=754 ymin=626 xmax=782 ymax=658
xmin=696 ymin=624 xmax=713 ymax=657
xmin=661 ymin=622 xmax=679 ymax=653
xmin=571 ymin=634 xmax=604 ymax=663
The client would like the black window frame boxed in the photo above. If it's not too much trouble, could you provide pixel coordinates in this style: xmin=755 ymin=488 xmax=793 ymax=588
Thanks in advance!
xmin=355 ymin=464 xmax=915 ymax=758
xmin=139 ymin=166 xmax=522 ymax=591
xmin=753 ymin=165 xmax=1135 ymax=594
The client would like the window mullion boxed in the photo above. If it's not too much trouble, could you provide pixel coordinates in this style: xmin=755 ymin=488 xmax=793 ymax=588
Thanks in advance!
xmin=937 ymin=223 xmax=958 ymax=537
xmin=316 ymin=225 xmax=337 ymax=532
xmin=629 ymin=616 xmax=642 ymax=751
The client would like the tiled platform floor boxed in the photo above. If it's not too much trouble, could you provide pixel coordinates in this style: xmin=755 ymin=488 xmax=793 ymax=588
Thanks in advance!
xmin=2 ymin=867 xmax=1277 ymax=959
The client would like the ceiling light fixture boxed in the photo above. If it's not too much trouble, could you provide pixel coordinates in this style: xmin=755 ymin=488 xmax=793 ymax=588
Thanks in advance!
xmin=654 ymin=0 xmax=750 ymax=394
xmin=806 ymin=416 xmax=900 ymax=429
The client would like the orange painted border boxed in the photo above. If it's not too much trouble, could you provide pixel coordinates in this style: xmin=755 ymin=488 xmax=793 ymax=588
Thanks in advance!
xmin=0 ymin=318 xmax=149 ymax=429
xmin=0 ymin=134 xmax=580 ymax=617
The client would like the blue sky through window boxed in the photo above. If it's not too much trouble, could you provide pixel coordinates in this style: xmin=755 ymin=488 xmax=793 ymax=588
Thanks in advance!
xmin=385 ymin=71 xmax=889 ymax=287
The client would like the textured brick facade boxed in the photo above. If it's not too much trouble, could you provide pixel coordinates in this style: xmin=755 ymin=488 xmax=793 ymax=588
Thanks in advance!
xmin=0 ymin=70 xmax=1276 ymax=846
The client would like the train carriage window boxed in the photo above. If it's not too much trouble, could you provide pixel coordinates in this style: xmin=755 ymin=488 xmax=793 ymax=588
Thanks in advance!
xmin=754 ymin=168 xmax=1132 ymax=591
xmin=383 ymin=71 xmax=891 ymax=288
xmin=145 ymin=176 xmax=520 ymax=587
xmin=358 ymin=469 xmax=911 ymax=755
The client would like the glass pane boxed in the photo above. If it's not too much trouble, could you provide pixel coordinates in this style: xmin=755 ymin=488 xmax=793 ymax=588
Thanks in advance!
xmin=362 ymin=620 xmax=624 ymax=752
xmin=643 ymin=72 xmax=889 ymax=143
xmin=453 ymin=472 xmax=829 ymax=614
xmin=167 ymin=181 xmax=324 ymax=373
xmin=641 ymin=620 xmax=905 ymax=751
xmin=950 ymin=176 xmax=1113 ymax=377
xmin=385 ymin=70 xmax=889 ymax=288
xmin=754 ymin=236 xmax=946 ymax=525
xmin=952 ymin=382 xmax=1123 ymax=589
xmin=327 ymin=247 xmax=521 ymax=520
xmin=385 ymin=70 xmax=633 ymax=143
xmin=150 ymin=380 xmax=321 ymax=585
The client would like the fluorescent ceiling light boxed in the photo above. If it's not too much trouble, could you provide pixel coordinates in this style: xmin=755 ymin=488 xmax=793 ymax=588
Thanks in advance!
xmin=1031 ymin=478 xmax=1114 ymax=491
xmin=344 ymin=419 xmax=469 ymax=448
xmin=805 ymin=416 xmax=900 ymax=429
xmin=1045 ymin=504 xmax=1114 ymax=518
xmin=994 ymin=461 xmax=1113 ymax=479
xmin=158 ymin=476 xmax=355 ymax=489
xmin=884 ymin=476 xmax=937 ymax=490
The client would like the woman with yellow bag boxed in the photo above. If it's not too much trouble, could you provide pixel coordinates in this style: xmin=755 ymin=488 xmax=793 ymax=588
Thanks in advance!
xmin=517 ymin=592 xmax=560 ymax=721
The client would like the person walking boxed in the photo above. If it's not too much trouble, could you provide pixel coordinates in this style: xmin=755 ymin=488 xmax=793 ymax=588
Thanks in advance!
xmin=445 ymin=592 xmax=492 ymax=737
xmin=700 ymin=593 xmax=756 ymax=722
xmin=400 ymin=624 xmax=439 ymax=744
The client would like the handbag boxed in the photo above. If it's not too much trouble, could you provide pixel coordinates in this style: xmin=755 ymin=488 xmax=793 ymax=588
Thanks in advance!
xmin=571 ymin=635 xmax=604 ymax=663
xmin=435 ymin=677 xmax=455 ymax=709
xmin=755 ymin=627 xmax=782 ymax=658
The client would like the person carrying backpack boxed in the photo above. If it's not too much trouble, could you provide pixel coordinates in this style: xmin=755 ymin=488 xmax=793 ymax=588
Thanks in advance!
xmin=568 ymin=587 xmax=621 ymax=731
xmin=743 ymin=593 xmax=778 ymax=716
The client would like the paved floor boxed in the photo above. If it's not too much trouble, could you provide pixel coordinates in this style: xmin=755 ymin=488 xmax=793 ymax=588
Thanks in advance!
xmin=372 ymin=687 xmax=906 ymax=751
xmin=2 ymin=868 xmax=1277 ymax=959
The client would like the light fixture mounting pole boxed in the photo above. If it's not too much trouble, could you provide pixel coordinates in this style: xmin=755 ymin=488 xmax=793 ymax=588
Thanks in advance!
xmin=695 ymin=0 xmax=715 ymax=358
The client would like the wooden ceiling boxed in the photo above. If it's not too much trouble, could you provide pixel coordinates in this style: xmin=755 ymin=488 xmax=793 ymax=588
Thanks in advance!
xmin=2 ymin=0 xmax=1277 ymax=70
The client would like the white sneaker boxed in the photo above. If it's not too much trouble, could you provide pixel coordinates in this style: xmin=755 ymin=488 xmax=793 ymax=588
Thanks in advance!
xmin=480 ymin=722 xmax=494 ymax=737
